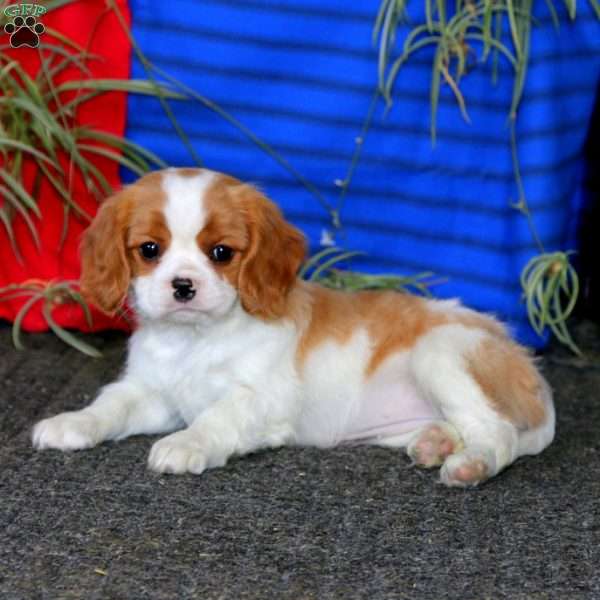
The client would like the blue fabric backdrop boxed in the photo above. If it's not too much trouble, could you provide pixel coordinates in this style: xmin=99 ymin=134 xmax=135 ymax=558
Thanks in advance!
xmin=122 ymin=0 xmax=600 ymax=347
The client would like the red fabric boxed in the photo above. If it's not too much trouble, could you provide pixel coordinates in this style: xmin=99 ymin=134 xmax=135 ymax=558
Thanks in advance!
xmin=0 ymin=0 xmax=131 ymax=332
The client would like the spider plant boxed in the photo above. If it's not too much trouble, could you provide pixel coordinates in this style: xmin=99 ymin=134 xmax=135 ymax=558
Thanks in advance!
xmin=0 ymin=1 xmax=183 ymax=354
xmin=0 ymin=1 xmax=454 ymax=356
xmin=0 ymin=58 xmax=181 ymax=354
xmin=374 ymin=0 xmax=598 ymax=135
xmin=6 ymin=0 xmax=579 ymax=357
xmin=520 ymin=252 xmax=581 ymax=355
xmin=0 ymin=280 xmax=101 ymax=357
xmin=372 ymin=0 xmax=594 ymax=353
xmin=510 ymin=120 xmax=582 ymax=355
xmin=0 ymin=52 xmax=178 ymax=255
xmin=300 ymin=247 xmax=438 ymax=295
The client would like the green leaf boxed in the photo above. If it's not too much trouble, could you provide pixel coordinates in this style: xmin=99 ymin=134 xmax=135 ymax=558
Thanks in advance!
xmin=0 ymin=184 xmax=41 ymax=248
xmin=44 ymin=0 xmax=81 ymax=12
xmin=0 ymin=170 xmax=41 ymax=217
xmin=550 ymin=292 xmax=582 ymax=355
xmin=0 ymin=139 xmax=57 ymax=165
xmin=506 ymin=0 xmax=522 ymax=56
xmin=430 ymin=47 xmax=443 ymax=146
xmin=53 ymin=78 xmax=187 ymax=99
xmin=309 ymin=250 xmax=366 ymax=282
xmin=42 ymin=302 xmax=102 ymax=358
xmin=77 ymin=143 xmax=148 ymax=176
xmin=67 ymin=289 xmax=95 ymax=329
xmin=481 ymin=0 xmax=494 ymax=59
xmin=54 ymin=90 xmax=99 ymax=116
xmin=426 ymin=0 xmax=434 ymax=31
xmin=36 ymin=161 xmax=94 ymax=222
xmin=378 ymin=0 xmax=398 ymax=91
xmin=0 ymin=207 xmax=22 ymax=263
xmin=464 ymin=34 xmax=517 ymax=68
xmin=0 ymin=96 xmax=65 ymax=147
xmin=589 ymin=0 xmax=600 ymax=18
xmin=42 ymin=27 xmax=87 ymax=53
xmin=373 ymin=0 xmax=394 ymax=44
xmin=543 ymin=0 xmax=561 ymax=30
xmin=38 ymin=42 xmax=94 ymax=75
xmin=299 ymin=247 xmax=346 ymax=278
xmin=563 ymin=0 xmax=577 ymax=18
xmin=12 ymin=294 xmax=42 ymax=351
xmin=4 ymin=60 xmax=45 ymax=106
xmin=78 ymin=129 xmax=167 ymax=168
xmin=0 ymin=59 xmax=19 ymax=82
xmin=384 ymin=33 xmax=440 ymax=104
xmin=436 ymin=0 xmax=447 ymax=25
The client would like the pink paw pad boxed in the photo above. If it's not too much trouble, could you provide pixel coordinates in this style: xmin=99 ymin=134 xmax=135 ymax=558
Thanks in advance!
xmin=452 ymin=459 xmax=488 ymax=483
xmin=441 ymin=455 xmax=491 ymax=487
xmin=408 ymin=424 xmax=463 ymax=468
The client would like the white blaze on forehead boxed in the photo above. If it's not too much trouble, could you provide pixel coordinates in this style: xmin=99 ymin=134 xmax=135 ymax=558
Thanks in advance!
xmin=162 ymin=169 xmax=216 ymax=241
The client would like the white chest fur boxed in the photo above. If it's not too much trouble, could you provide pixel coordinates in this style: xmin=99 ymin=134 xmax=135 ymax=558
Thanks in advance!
xmin=125 ymin=308 xmax=300 ymax=426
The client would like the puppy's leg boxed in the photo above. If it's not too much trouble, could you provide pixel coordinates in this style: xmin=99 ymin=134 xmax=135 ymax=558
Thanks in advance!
xmin=410 ymin=324 xmax=554 ymax=487
xmin=148 ymin=386 xmax=294 ymax=475
xmin=33 ymin=380 xmax=181 ymax=451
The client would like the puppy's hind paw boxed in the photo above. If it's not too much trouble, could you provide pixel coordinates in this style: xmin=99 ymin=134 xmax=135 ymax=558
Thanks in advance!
xmin=439 ymin=450 xmax=493 ymax=487
xmin=32 ymin=412 xmax=102 ymax=451
xmin=407 ymin=422 xmax=464 ymax=468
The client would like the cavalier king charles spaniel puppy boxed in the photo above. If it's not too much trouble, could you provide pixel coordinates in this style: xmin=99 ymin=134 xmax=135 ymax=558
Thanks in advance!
xmin=32 ymin=168 xmax=555 ymax=486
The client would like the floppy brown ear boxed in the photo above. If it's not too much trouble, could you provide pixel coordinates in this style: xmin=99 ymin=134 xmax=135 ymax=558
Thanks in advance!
xmin=80 ymin=190 xmax=132 ymax=316
xmin=236 ymin=186 xmax=306 ymax=319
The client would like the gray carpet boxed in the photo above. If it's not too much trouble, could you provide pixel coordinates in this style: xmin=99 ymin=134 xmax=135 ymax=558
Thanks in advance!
xmin=1 ymin=320 xmax=599 ymax=599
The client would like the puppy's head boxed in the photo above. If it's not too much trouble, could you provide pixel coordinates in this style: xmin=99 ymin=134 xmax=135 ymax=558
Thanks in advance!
xmin=80 ymin=168 xmax=306 ymax=324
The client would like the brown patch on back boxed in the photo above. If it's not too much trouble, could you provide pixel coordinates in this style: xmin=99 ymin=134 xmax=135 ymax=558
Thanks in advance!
xmin=364 ymin=293 xmax=448 ymax=374
xmin=290 ymin=283 xmax=547 ymax=429
xmin=291 ymin=283 xmax=448 ymax=374
xmin=467 ymin=337 xmax=547 ymax=429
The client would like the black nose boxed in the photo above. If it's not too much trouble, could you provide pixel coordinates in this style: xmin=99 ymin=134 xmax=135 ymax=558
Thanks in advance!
xmin=172 ymin=277 xmax=196 ymax=302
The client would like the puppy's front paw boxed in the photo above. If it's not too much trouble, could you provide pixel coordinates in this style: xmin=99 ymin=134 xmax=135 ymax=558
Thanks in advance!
xmin=32 ymin=412 xmax=102 ymax=451
xmin=148 ymin=432 xmax=209 ymax=475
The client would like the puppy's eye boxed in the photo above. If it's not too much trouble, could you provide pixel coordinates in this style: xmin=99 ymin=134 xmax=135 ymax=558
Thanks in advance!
xmin=209 ymin=245 xmax=234 ymax=263
xmin=139 ymin=241 xmax=160 ymax=261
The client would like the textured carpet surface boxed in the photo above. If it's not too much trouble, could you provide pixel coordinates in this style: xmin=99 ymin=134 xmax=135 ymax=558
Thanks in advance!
xmin=1 ymin=321 xmax=599 ymax=599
